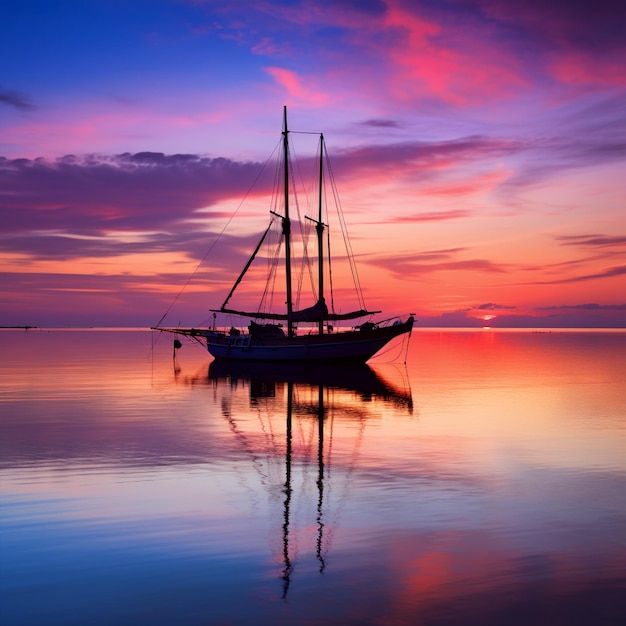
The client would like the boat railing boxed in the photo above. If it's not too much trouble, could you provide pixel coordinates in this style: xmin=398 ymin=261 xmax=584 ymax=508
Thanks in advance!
xmin=372 ymin=315 xmax=410 ymax=328
xmin=227 ymin=335 xmax=252 ymax=349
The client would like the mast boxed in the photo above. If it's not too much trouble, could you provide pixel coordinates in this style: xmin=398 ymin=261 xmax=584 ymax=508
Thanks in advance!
xmin=282 ymin=106 xmax=294 ymax=337
xmin=317 ymin=134 xmax=325 ymax=335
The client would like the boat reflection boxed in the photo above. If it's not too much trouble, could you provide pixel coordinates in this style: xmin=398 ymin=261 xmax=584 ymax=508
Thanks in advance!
xmin=208 ymin=360 xmax=413 ymax=410
xmin=206 ymin=361 xmax=413 ymax=598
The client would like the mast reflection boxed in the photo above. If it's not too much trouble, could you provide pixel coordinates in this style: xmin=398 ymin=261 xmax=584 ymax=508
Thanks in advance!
xmin=282 ymin=379 xmax=294 ymax=599
xmin=207 ymin=361 xmax=413 ymax=598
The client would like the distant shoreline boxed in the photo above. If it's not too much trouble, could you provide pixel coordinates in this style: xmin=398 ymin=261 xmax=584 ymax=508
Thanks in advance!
xmin=0 ymin=326 xmax=38 ymax=330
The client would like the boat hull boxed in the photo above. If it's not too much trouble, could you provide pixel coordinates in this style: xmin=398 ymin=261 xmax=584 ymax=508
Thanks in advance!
xmin=204 ymin=317 xmax=413 ymax=363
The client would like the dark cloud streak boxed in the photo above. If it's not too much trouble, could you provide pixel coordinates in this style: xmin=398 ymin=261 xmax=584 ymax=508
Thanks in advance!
xmin=0 ymin=86 xmax=36 ymax=111
xmin=534 ymin=265 xmax=626 ymax=285
xmin=537 ymin=303 xmax=626 ymax=311
xmin=477 ymin=302 xmax=516 ymax=310
xmin=358 ymin=118 xmax=404 ymax=128
xmin=364 ymin=249 xmax=508 ymax=278
xmin=556 ymin=234 xmax=626 ymax=248
xmin=0 ymin=151 xmax=271 ymax=235
xmin=474 ymin=0 xmax=626 ymax=54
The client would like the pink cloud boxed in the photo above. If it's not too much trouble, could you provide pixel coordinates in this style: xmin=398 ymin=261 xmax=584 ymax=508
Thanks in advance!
xmin=551 ymin=53 xmax=626 ymax=88
xmin=264 ymin=66 xmax=329 ymax=106
xmin=389 ymin=209 xmax=471 ymax=223
xmin=327 ymin=138 xmax=524 ymax=198
xmin=381 ymin=0 xmax=527 ymax=106
xmin=419 ymin=169 xmax=512 ymax=197
xmin=474 ymin=0 xmax=626 ymax=90
xmin=364 ymin=249 xmax=509 ymax=280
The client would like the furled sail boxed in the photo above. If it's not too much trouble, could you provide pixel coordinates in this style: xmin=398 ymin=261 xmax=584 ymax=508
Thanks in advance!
xmin=216 ymin=297 xmax=379 ymax=322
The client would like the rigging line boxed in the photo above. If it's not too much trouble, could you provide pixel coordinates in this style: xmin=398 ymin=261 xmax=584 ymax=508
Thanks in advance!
xmin=290 ymin=146 xmax=304 ymax=311
xmin=325 ymin=145 xmax=367 ymax=312
xmin=326 ymin=223 xmax=336 ymax=315
xmin=153 ymin=140 xmax=282 ymax=328
xmin=305 ymin=142 xmax=322 ymax=302
xmin=305 ymin=140 xmax=323 ymax=303
xmin=321 ymin=162 xmax=336 ymax=314
xmin=295 ymin=216 xmax=314 ymax=310
xmin=326 ymin=413 xmax=366 ymax=553
xmin=221 ymin=220 xmax=275 ymax=310
xmin=289 ymin=130 xmax=322 ymax=135
xmin=300 ymin=216 xmax=317 ymax=302
xmin=263 ymin=142 xmax=286 ymax=314
xmin=260 ymin=235 xmax=282 ymax=313
xmin=220 ymin=403 xmax=270 ymax=497
xmin=290 ymin=139 xmax=316 ymax=311
xmin=370 ymin=336 xmax=405 ymax=362
xmin=368 ymin=324 xmax=414 ymax=365
xmin=268 ymin=231 xmax=284 ymax=314
xmin=403 ymin=330 xmax=411 ymax=364
xmin=321 ymin=390 xmax=336 ymax=558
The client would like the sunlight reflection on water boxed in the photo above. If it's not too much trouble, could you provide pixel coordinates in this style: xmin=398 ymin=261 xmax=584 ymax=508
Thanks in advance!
xmin=1 ymin=329 xmax=625 ymax=625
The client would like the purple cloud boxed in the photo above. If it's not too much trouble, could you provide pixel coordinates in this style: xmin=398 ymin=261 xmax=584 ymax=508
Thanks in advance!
xmin=474 ymin=0 xmax=626 ymax=55
xmin=364 ymin=249 xmax=508 ymax=278
xmin=0 ymin=86 xmax=35 ymax=111
xmin=556 ymin=235 xmax=626 ymax=247
xmin=0 ymin=152 xmax=274 ymax=249
xmin=476 ymin=303 xmax=516 ymax=310
xmin=537 ymin=303 xmax=626 ymax=311
xmin=388 ymin=210 xmax=471 ymax=223
xmin=0 ymin=136 xmax=524 ymax=266
xmin=533 ymin=265 xmax=626 ymax=285
xmin=337 ymin=136 xmax=526 ymax=174
xmin=358 ymin=119 xmax=404 ymax=128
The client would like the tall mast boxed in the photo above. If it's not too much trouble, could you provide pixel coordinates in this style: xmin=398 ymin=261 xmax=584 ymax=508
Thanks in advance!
xmin=317 ymin=134 xmax=325 ymax=335
xmin=282 ymin=106 xmax=294 ymax=337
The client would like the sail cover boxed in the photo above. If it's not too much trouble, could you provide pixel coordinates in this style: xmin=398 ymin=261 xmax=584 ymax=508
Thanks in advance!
xmin=215 ymin=298 xmax=379 ymax=322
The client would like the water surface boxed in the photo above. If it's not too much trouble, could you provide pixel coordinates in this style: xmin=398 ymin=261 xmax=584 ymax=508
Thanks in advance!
xmin=1 ymin=329 xmax=625 ymax=625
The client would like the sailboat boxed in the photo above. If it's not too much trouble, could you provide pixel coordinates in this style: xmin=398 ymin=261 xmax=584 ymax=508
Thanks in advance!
xmin=154 ymin=107 xmax=414 ymax=363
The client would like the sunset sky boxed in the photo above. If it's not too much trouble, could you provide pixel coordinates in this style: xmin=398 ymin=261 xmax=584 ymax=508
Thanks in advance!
xmin=1 ymin=0 xmax=625 ymax=328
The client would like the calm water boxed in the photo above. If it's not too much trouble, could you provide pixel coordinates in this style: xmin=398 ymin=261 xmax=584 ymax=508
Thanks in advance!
xmin=1 ymin=329 xmax=625 ymax=625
